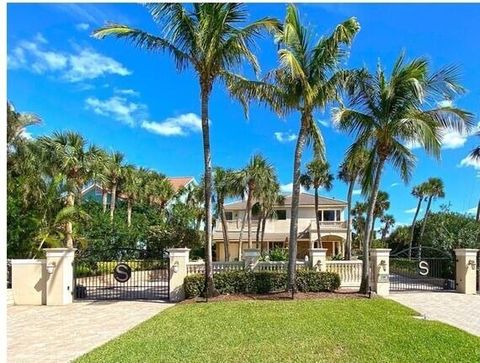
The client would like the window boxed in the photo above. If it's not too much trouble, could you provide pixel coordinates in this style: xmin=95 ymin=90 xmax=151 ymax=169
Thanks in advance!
xmin=225 ymin=212 xmax=233 ymax=221
xmin=336 ymin=210 xmax=341 ymax=221
xmin=276 ymin=210 xmax=287 ymax=220
xmin=323 ymin=210 xmax=336 ymax=221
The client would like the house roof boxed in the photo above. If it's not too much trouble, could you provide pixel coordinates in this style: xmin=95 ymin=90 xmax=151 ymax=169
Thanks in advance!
xmin=224 ymin=192 xmax=347 ymax=210
xmin=167 ymin=177 xmax=195 ymax=192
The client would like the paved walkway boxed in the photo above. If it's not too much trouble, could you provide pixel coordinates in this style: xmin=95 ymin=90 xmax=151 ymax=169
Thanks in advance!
xmin=8 ymin=300 xmax=174 ymax=363
xmin=388 ymin=292 xmax=480 ymax=336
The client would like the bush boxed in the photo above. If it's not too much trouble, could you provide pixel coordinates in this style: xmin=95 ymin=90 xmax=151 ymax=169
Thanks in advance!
xmin=269 ymin=248 xmax=289 ymax=261
xmin=184 ymin=270 xmax=341 ymax=298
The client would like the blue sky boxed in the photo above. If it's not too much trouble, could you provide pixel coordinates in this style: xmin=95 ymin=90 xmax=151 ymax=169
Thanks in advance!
xmin=7 ymin=3 xmax=480 ymax=227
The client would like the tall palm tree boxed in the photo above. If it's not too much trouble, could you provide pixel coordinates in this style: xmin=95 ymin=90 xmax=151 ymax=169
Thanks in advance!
xmin=122 ymin=165 xmax=142 ymax=227
xmin=418 ymin=177 xmax=445 ymax=242
xmin=7 ymin=101 xmax=41 ymax=150
xmin=334 ymin=53 xmax=473 ymax=293
xmin=235 ymin=154 xmax=275 ymax=253
xmin=213 ymin=167 xmax=236 ymax=261
xmin=338 ymin=147 xmax=368 ymax=259
xmin=227 ymin=5 xmax=360 ymax=293
xmin=408 ymin=182 xmax=428 ymax=258
xmin=300 ymin=159 xmax=334 ymax=249
xmin=39 ymin=132 xmax=99 ymax=247
xmin=93 ymin=4 xmax=279 ymax=297
xmin=379 ymin=214 xmax=395 ymax=244
xmin=469 ymin=131 xmax=480 ymax=160
xmin=351 ymin=201 xmax=367 ymax=250
xmin=371 ymin=191 xmax=390 ymax=239
xmin=105 ymin=152 xmax=124 ymax=221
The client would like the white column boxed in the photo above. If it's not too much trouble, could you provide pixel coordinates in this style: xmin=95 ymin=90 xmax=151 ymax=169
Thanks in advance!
xmin=309 ymin=248 xmax=327 ymax=271
xmin=44 ymin=248 xmax=76 ymax=305
xmin=454 ymin=249 xmax=478 ymax=294
xmin=243 ymin=248 xmax=261 ymax=270
xmin=370 ymin=249 xmax=391 ymax=296
xmin=168 ymin=248 xmax=190 ymax=302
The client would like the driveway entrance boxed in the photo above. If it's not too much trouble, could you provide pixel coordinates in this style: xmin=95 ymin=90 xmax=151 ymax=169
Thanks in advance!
xmin=8 ymin=300 xmax=173 ymax=362
xmin=388 ymin=292 xmax=480 ymax=336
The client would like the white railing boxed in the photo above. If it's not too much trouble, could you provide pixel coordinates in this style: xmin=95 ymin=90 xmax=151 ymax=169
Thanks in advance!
xmin=186 ymin=261 xmax=245 ymax=275
xmin=222 ymin=219 xmax=259 ymax=231
xmin=326 ymin=260 xmax=362 ymax=288
xmin=255 ymin=261 xmax=307 ymax=271
xmin=310 ymin=220 xmax=347 ymax=230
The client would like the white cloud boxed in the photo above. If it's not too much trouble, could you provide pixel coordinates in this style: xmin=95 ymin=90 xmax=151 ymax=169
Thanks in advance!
xmin=274 ymin=132 xmax=297 ymax=143
xmin=114 ymin=88 xmax=140 ymax=97
xmin=279 ymin=183 xmax=307 ymax=194
xmin=318 ymin=120 xmax=330 ymax=127
xmin=85 ymin=96 xmax=145 ymax=127
xmin=391 ymin=182 xmax=399 ymax=187
xmin=405 ymin=207 xmax=423 ymax=214
xmin=352 ymin=189 xmax=362 ymax=196
xmin=141 ymin=113 xmax=202 ymax=136
xmin=20 ymin=129 xmax=33 ymax=140
xmin=459 ymin=155 xmax=480 ymax=170
xmin=438 ymin=99 xmax=453 ymax=108
xmin=76 ymin=23 xmax=90 ymax=31
xmin=8 ymin=35 xmax=130 ymax=82
xmin=405 ymin=140 xmax=421 ymax=150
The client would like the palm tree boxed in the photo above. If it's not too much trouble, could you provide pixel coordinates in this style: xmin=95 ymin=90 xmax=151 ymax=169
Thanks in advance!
xmin=351 ymin=201 xmax=367 ymax=250
xmin=338 ymin=147 xmax=368 ymax=259
xmin=371 ymin=191 xmax=390 ymax=239
xmin=122 ymin=165 xmax=142 ymax=227
xmin=418 ymin=177 xmax=445 ymax=242
xmin=213 ymin=167 xmax=236 ymax=261
xmin=469 ymin=132 xmax=480 ymax=160
xmin=408 ymin=182 xmax=428 ymax=258
xmin=300 ymin=159 xmax=334 ymax=249
xmin=93 ymin=4 xmax=279 ymax=297
xmin=334 ymin=53 xmax=473 ymax=293
xmin=7 ymin=101 xmax=41 ymax=150
xmin=39 ymin=132 xmax=99 ymax=247
xmin=235 ymin=154 xmax=275 ymax=253
xmin=227 ymin=5 xmax=360 ymax=293
xmin=379 ymin=214 xmax=395 ymax=244
xmin=105 ymin=152 xmax=124 ymax=222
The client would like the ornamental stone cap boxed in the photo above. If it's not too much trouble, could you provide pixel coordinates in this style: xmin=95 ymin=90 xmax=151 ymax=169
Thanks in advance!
xmin=44 ymin=248 xmax=77 ymax=257
xmin=167 ymin=248 xmax=191 ymax=257
xmin=243 ymin=248 xmax=261 ymax=256
xmin=11 ymin=259 xmax=46 ymax=265
xmin=370 ymin=249 xmax=391 ymax=255
xmin=454 ymin=248 xmax=479 ymax=255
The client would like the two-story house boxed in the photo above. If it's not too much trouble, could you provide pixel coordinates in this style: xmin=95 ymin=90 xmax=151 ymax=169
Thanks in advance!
xmin=213 ymin=192 xmax=348 ymax=261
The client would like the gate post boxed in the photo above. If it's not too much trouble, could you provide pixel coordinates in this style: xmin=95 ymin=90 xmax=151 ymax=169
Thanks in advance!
xmin=168 ymin=248 xmax=190 ymax=302
xmin=243 ymin=249 xmax=261 ymax=270
xmin=370 ymin=249 xmax=391 ymax=296
xmin=44 ymin=248 xmax=76 ymax=305
xmin=454 ymin=249 xmax=478 ymax=294
xmin=309 ymin=248 xmax=327 ymax=271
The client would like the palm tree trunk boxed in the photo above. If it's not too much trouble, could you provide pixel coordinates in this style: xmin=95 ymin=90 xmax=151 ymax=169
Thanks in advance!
xmin=360 ymin=157 xmax=385 ymax=294
xmin=238 ymin=211 xmax=247 ymax=259
xmin=419 ymin=196 xmax=433 ymax=243
xmin=246 ymin=187 xmax=253 ymax=249
xmin=476 ymin=199 xmax=480 ymax=222
xmin=371 ymin=216 xmax=377 ymax=242
xmin=102 ymin=189 xmax=108 ymax=213
xmin=65 ymin=192 xmax=75 ymax=248
xmin=314 ymin=186 xmax=322 ymax=249
xmin=287 ymin=119 xmax=308 ymax=295
xmin=110 ymin=182 xmax=117 ymax=221
xmin=345 ymin=180 xmax=354 ymax=260
xmin=219 ymin=202 xmax=230 ymax=261
xmin=200 ymin=84 xmax=218 ymax=297
xmin=408 ymin=197 xmax=423 ymax=259
xmin=256 ymin=214 xmax=262 ymax=250
xmin=261 ymin=216 xmax=267 ymax=252
xmin=127 ymin=199 xmax=132 ymax=227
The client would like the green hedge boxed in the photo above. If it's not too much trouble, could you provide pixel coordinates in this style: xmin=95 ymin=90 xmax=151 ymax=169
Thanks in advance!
xmin=184 ymin=270 xmax=341 ymax=298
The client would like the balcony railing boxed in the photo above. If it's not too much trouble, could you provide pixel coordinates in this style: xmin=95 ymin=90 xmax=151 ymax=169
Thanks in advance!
xmin=215 ymin=219 xmax=346 ymax=231
xmin=309 ymin=220 xmax=347 ymax=230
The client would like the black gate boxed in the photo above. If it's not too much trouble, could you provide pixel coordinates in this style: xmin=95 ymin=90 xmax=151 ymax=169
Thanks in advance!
xmin=74 ymin=248 xmax=170 ymax=301
xmin=390 ymin=246 xmax=455 ymax=292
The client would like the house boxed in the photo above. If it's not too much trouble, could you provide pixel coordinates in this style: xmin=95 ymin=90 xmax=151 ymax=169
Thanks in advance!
xmin=81 ymin=176 xmax=197 ymax=206
xmin=213 ymin=192 xmax=348 ymax=261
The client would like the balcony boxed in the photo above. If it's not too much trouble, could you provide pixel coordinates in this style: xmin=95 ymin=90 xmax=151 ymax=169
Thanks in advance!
xmin=215 ymin=219 xmax=346 ymax=232
xmin=309 ymin=220 xmax=347 ymax=230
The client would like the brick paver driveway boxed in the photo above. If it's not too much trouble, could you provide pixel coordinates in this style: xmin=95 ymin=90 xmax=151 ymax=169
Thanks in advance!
xmin=8 ymin=300 xmax=174 ymax=363
xmin=388 ymin=292 xmax=480 ymax=336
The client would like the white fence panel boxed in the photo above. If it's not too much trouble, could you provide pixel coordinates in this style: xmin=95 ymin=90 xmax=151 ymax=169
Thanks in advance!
xmin=326 ymin=260 xmax=362 ymax=288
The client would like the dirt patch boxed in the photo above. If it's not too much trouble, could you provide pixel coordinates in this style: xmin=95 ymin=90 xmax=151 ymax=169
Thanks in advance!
xmin=181 ymin=289 xmax=368 ymax=304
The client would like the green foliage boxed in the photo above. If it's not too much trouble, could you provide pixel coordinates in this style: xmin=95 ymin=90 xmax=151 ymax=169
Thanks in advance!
xmin=184 ymin=270 xmax=341 ymax=298
xmin=268 ymin=247 xmax=288 ymax=261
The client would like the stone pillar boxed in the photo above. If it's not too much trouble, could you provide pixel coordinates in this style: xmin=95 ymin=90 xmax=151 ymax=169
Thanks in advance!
xmin=243 ymin=248 xmax=261 ymax=270
xmin=454 ymin=249 xmax=478 ymax=294
xmin=168 ymin=248 xmax=190 ymax=302
xmin=44 ymin=248 xmax=76 ymax=306
xmin=370 ymin=249 xmax=391 ymax=296
xmin=309 ymin=248 xmax=327 ymax=272
xmin=11 ymin=259 xmax=47 ymax=305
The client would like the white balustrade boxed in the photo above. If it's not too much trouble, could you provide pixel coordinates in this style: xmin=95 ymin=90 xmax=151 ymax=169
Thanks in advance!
xmin=325 ymin=260 xmax=362 ymax=288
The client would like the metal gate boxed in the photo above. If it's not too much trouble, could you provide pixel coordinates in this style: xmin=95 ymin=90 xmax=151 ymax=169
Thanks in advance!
xmin=74 ymin=248 xmax=170 ymax=300
xmin=390 ymin=246 xmax=455 ymax=292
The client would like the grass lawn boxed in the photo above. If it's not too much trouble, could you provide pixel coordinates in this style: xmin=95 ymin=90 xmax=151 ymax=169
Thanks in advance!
xmin=76 ymin=298 xmax=480 ymax=363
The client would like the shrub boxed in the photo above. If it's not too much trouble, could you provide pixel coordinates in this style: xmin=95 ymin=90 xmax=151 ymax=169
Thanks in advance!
xmin=184 ymin=270 xmax=341 ymax=298
xmin=269 ymin=248 xmax=289 ymax=261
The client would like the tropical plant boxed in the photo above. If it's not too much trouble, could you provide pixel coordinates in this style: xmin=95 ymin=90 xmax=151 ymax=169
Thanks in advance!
xmin=300 ymin=159 xmax=334 ymax=248
xmin=7 ymin=101 xmax=41 ymax=152
xmin=104 ymin=152 xmax=124 ymax=221
xmin=257 ymin=182 xmax=284 ymax=252
xmin=122 ymin=165 xmax=143 ymax=227
xmin=93 ymin=4 xmax=279 ymax=297
xmin=418 ymin=177 xmax=445 ymax=241
xmin=38 ymin=132 xmax=100 ymax=247
xmin=379 ymin=214 xmax=395 ymax=244
xmin=227 ymin=5 xmax=360 ymax=293
xmin=338 ymin=147 xmax=368 ymax=259
xmin=351 ymin=201 xmax=367 ymax=250
xmin=334 ymin=53 xmax=473 ymax=293
xmin=372 ymin=191 xmax=390 ymax=238
xmin=408 ymin=182 xmax=428 ymax=258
